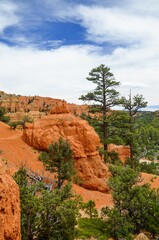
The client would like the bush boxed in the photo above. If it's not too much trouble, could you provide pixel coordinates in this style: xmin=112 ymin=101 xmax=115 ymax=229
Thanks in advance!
xmin=9 ymin=116 xmax=33 ymax=129
xmin=77 ymin=218 xmax=107 ymax=239
xmin=0 ymin=107 xmax=10 ymax=123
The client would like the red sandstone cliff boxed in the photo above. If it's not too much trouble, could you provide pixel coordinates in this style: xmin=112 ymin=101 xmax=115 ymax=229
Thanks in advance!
xmin=22 ymin=102 xmax=109 ymax=192
xmin=0 ymin=91 xmax=88 ymax=121
xmin=0 ymin=162 xmax=21 ymax=240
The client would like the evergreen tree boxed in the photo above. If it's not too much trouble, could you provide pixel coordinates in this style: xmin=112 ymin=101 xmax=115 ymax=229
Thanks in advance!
xmin=39 ymin=137 xmax=75 ymax=189
xmin=102 ymin=165 xmax=159 ymax=239
xmin=36 ymin=186 xmax=79 ymax=240
xmin=14 ymin=166 xmax=42 ymax=240
xmin=135 ymin=112 xmax=159 ymax=160
xmin=0 ymin=106 xmax=10 ymax=123
xmin=79 ymin=64 xmax=120 ymax=160
xmin=121 ymin=92 xmax=147 ymax=167
xmin=14 ymin=167 xmax=80 ymax=240
xmin=81 ymin=200 xmax=98 ymax=219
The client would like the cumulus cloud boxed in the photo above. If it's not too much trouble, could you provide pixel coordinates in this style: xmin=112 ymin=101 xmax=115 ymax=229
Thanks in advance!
xmin=0 ymin=1 xmax=19 ymax=32
xmin=76 ymin=6 xmax=159 ymax=46
xmin=0 ymin=43 xmax=103 ymax=103
xmin=1 ymin=0 xmax=159 ymax=107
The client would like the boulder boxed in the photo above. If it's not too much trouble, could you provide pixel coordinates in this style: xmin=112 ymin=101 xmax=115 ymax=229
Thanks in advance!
xmin=0 ymin=163 xmax=21 ymax=240
xmin=22 ymin=103 xmax=109 ymax=192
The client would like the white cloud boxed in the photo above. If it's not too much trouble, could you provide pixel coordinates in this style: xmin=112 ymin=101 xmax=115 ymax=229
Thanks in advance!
xmin=1 ymin=0 xmax=159 ymax=107
xmin=41 ymin=1 xmax=159 ymax=45
xmin=74 ymin=5 xmax=159 ymax=46
xmin=0 ymin=1 xmax=19 ymax=33
xmin=0 ymin=44 xmax=103 ymax=103
xmin=0 ymin=41 xmax=159 ymax=106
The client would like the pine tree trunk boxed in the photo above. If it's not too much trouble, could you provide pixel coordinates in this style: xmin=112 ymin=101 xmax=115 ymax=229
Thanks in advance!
xmin=103 ymin=74 xmax=108 ymax=162
xmin=103 ymin=115 xmax=108 ymax=161
xmin=129 ymin=114 xmax=134 ymax=168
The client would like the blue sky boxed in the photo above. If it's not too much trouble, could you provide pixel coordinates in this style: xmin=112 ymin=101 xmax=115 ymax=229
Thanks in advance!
xmin=0 ymin=0 xmax=159 ymax=108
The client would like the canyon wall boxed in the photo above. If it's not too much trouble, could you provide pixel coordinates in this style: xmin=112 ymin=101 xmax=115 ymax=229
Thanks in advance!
xmin=0 ymin=162 xmax=21 ymax=240
xmin=0 ymin=91 xmax=88 ymax=121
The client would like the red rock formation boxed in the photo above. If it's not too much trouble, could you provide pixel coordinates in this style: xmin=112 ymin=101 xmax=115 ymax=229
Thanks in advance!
xmin=23 ymin=103 xmax=109 ymax=192
xmin=50 ymin=100 xmax=69 ymax=114
xmin=68 ymin=103 xmax=89 ymax=115
xmin=0 ymin=91 xmax=64 ymax=113
xmin=108 ymin=143 xmax=130 ymax=163
xmin=0 ymin=91 xmax=89 ymax=120
xmin=0 ymin=163 xmax=21 ymax=240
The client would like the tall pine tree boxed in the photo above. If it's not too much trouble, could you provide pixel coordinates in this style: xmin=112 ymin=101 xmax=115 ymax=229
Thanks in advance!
xmin=121 ymin=92 xmax=147 ymax=167
xmin=79 ymin=64 xmax=120 ymax=161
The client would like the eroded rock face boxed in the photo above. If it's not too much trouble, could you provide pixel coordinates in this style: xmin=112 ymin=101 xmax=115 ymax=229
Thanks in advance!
xmin=0 ymin=163 xmax=21 ymax=240
xmin=22 ymin=103 xmax=109 ymax=192
xmin=0 ymin=91 xmax=89 ymax=120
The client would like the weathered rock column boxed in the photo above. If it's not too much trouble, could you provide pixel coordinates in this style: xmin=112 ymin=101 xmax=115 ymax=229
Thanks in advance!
xmin=22 ymin=102 xmax=109 ymax=192
xmin=0 ymin=163 xmax=21 ymax=240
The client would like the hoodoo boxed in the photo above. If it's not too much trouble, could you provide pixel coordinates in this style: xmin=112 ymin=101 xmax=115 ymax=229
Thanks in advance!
xmin=23 ymin=102 xmax=109 ymax=192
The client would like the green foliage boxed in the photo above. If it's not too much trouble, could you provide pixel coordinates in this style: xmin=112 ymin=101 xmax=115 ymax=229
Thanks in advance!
xmin=77 ymin=218 xmax=107 ymax=239
xmin=9 ymin=121 xmax=20 ymax=129
xmin=39 ymin=137 xmax=75 ymax=189
xmin=79 ymin=64 xmax=120 ymax=110
xmin=22 ymin=115 xmax=33 ymax=124
xmin=0 ymin=106 xmax=10 ymax=123
xmin=9 ymin=115 xmax=33 ymax=129
xmin=134 ymin=112 xmax=159 ymax=160
xmin=107 ymin=150 xmax=121 ymax=164
xmin=101 ymin=165 xmax=159 ymax=239
xmin=139 ymin=162 xmax=159 ymax=175
xmin=80 ymin=112 xmax=103 ymax=141
xmin=79 ymin=64 xmax=120 ymax=160
xmin=81 ymin=200 xmax=98 ymax=219
xmin=38 ymin=151 xmax=49 ymax=162
xmin=121 ymin=93 xmax=147 ymax=166
xmin=101 ymin=207 xmax=134 ymax=240
xmin=107 ymin=110 xmax=130 ymax=145
xmin=14 ymin=167 xmax=80 ymax=240
xmin=81 ymin=108 xmax=159 ymax=163
xmin=121 ymin=94 xmax=148 ymax=116
xmin=14 ymin=166 xmax=42 ymax=239
xmin=14 ymin=166 xmax=28 ymax=187
xmin=36 ymin=188 xmax=79 ymax=240
xmin=80 ymin=110 xmax=131 ymax=147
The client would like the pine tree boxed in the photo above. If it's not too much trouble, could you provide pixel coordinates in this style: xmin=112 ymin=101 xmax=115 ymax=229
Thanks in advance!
xmin=102 ymin=165 xmax=159 ymax=239
xmin=39 ymin=137 xmax=75 ymax=189
xmin=79 ymin=64 xmax=120 ymax=161
xmin=121 ymin=92 xmax=147 ymax=167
